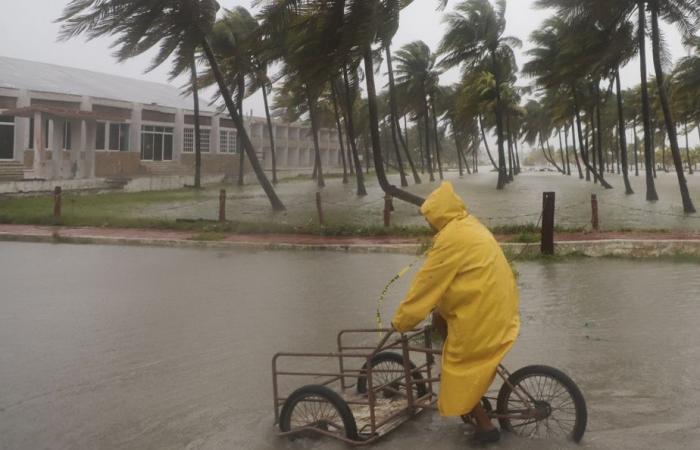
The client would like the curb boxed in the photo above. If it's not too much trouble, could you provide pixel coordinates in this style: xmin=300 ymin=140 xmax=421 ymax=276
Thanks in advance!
xmin=2 ymin=232 xmax=700 ymax=258
xmin=0 ymin=233 xmax=426 ymax=255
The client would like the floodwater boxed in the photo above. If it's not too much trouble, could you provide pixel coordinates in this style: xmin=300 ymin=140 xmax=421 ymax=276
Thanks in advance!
xmin=135 ymin=170 xmax=700 ymax=231
xmin=1 ymin=242 xmax=700 ymax=450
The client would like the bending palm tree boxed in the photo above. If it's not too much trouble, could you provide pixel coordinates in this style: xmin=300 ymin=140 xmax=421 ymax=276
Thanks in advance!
xmin=438 ymin=0 xmax=521 ymax=189
xmin=58 ymin=0 xmax=285 ymax=210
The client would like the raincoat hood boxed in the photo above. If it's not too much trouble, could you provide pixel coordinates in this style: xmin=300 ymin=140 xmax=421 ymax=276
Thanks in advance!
xmin=420 ymin=182 xmax=469 ymax=231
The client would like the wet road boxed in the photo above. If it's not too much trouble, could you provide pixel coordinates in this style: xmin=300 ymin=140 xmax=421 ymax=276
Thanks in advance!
xmin=1 ymin=243 xmax=700 ymax=450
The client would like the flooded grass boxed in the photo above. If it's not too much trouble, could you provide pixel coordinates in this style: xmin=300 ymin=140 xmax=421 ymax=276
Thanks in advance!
xmin=1 ymin=171 xmax=699 ymax=234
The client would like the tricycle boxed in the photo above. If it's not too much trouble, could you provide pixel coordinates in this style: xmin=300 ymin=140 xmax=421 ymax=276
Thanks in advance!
xmin=272 ymin=327 xmax=587 ymax=445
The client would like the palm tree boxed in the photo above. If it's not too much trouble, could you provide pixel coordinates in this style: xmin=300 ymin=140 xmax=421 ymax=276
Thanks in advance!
xmin=58 ymin=0 xmax=285 ymax=210
xmin=648 ymin=0 xmax=698 ymax=212
xmin=394 ymin=41 xmax=440 ymax=183
xmin=438 ymin=0 xmax=521 ymax=189
xmin=385 ymin=44 xmax=421 ymax=185
xmin=673 ymin=39 xmax=700 ymax=174
xmin=522 ymin=15 xmax=613 ymax=188
xmin=205 ymin=7 xmax=259 ymax=187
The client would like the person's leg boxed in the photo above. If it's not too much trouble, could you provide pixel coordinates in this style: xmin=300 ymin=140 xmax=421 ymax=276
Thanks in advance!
xmin=471 ymin=402 xmax=500 ymax=444
xmin=470 ymin=403 xmax=495 ymax=432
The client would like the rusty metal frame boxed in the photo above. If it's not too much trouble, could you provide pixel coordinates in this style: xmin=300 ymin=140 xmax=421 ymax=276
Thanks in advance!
xmin=271 ymin=327 xmax=540 ymax=445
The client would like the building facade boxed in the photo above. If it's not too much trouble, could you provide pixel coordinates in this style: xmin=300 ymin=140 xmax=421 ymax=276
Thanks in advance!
xmin=0 ymin=57 xmax=342 ymax=182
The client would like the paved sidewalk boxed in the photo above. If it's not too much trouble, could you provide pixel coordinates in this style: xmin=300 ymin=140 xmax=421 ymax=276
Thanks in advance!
xmin=0 ymin=224 xmax=699 ymax=256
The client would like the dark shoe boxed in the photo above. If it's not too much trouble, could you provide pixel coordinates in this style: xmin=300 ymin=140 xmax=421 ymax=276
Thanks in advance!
xmin=472 ymin=428 xmax=500 ymax=446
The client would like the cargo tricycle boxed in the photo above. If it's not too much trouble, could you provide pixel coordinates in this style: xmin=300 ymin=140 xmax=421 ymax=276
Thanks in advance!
xmin=272 ymin=327 xmax=587 ymax=445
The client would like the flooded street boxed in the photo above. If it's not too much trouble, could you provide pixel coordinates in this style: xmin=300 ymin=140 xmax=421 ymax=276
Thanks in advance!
xmin=1 ymin=242 xmax=700 ymax=450
xmin=138 ymin=171 xmax=700 ymax=231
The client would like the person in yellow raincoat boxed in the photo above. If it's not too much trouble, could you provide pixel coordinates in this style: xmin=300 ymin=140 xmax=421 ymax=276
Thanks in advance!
xmin=391 ymin=181 xmax=520 ymax=445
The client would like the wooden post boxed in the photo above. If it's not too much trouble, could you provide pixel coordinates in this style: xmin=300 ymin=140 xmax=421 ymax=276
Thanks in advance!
xmin=541 ymin=192 xmax=555 ymax=255
xmin=383 ymin=194 xmax=393 ymax=227
xmin=219 ymin=189 xmax=226 ymax=222
xmin=316 ymin=192 xmax=324 ymax=225
xmin=591 ymin=194 xmax=599 ymax=231
xmin=53 ymin=186 xmax=62 ymax=219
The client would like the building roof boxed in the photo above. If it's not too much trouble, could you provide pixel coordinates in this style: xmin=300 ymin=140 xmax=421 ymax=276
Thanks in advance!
xmin=0 ymin=56 xmax=206 ymax=112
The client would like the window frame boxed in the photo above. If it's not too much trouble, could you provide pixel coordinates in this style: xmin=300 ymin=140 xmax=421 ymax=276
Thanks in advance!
xmin=219 ymin=128 xmax=238 ymax=154
xmin=182 ymin=126 xmax=211 ymax=153
xmin=95 ymin=121 xmax=131 ymax=152
xmin=0 ymin=115 xmax=15 ymax=160
xmin=140 ymin=124 xmax=174 ymax=161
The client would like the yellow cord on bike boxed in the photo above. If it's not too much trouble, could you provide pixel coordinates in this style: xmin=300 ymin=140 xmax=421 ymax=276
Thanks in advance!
xmin=375 ymin=252 xmax=427 ymax=331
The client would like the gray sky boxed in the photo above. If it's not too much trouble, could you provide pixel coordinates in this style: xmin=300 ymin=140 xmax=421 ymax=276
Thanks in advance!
xmin=0 ymin=0 xmax=689 ymax=118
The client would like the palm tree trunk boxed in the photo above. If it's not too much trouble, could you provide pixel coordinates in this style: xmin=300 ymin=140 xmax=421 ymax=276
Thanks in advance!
xmin=544 ymin=138 xmax=565 ymax=173
xmin=399 ymin=114 xmax=421 ymax=182
xmin=506 ymin=113 xmax=515 ymax=179
xmin=492 ymin=54 xmax=508 ymax=190
xmin=570 ymin=118 xmax=584 ymax=179
xmin=261 ymin=83 xmax=278 ymax=185
xmin=190 ymin=61 xmax=202 ymax=189
xmin=615 ymin=68 xmax=634 ymax=194
xmin=422 ymin=91 xmax=435 ymax=182
xmin=200 ymin=38 xmax=284 ymax=211
xmin=651 ymin=126 xmax=657 ymax=177
xmin=236 ymin=72 xmax=245 ymax=186
xmin=563 ymin=125 xmax=572 ymax=175
xmin=389 ymin=114 xmax=408 ymax=186
xmin=557 ymin=128 xmax=567 ymax=175
xmin=650 ymin=8 xmax=695 ymax=211
xmin=661 ymin=132 xmax=668 ymax=172
xmin=385 ymin=46 xmax=411 ymax=187
xmin=638 ymin=2 xmax=659 ymax=201
xmin=306 ymin=90 xmax=325 ymax=189
xmin=479 ymin=114 xmax=499 ymax=171
xmin=454 ymin=126 xmax=464 ymax=177
xmin=341 ymin=65 xmax=367 ymax=196
xmin=633 ymin=117 xmax=640 ymax=176
xmin=513 ymin=137 xmax=520 ymax=174
xmin=573 ymin=88 xmax=612 ymax=188
xmin=417 ymin=123 xmax=425 ymax=173
xmin=396 ymin=114 xmax=421 ymax=183
xmin=430 ymin=99 xmax=444 ymax=180
xmin=589 ymin=112 xmax=600 ymax=183
xmin=330 ymin=82 xmax=348 ymax=184
xmin=685 ymin=123 xmax=694 ymax=175
xmin=363 ymin=46 xmax=424 ymax=206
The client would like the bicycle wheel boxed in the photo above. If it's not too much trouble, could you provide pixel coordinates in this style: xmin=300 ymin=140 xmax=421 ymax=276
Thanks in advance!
xmin=496 ymin=365 xmax=587 ymax=443
xmin=279 ymin=385 xmax=358 ymax=441
xmin=356 ymin=352 xmax=427 ymax=399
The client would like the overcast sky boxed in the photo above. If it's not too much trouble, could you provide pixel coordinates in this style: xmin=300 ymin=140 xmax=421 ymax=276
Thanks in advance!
xmin=0 ymin=0 xmax=690 ymax=118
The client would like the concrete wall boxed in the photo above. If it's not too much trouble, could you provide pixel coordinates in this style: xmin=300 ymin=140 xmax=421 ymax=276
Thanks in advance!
xmin=180 ymin=153 xmax=240 ymax=177
xmin=95 ymin=152 xmax=145 ymax=178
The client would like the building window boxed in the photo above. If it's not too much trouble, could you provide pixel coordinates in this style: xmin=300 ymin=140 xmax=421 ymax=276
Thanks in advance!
xmin=183 ymin=127 xmax=210 ymax=153
xmin=141 ymin=125 xmax=173 ymax=161
xmin=219 ymin=129 xmax=237 ymax=154
xmin=0 ymin=115 xmax=14 ymax=159
xmin=96 ymin=122 xmax=129 ymax=151
xmin=28 ymin=117 xmax=34 ymax=149
xmin=110 ymin=123 xmax=130 ymax=151
xmin=63 ymin=122 xmax=72 ymax=150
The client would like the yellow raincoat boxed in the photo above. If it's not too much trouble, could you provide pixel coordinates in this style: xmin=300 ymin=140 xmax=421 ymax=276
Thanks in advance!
xmin=391 ymin=182 xmax=520 ymax=416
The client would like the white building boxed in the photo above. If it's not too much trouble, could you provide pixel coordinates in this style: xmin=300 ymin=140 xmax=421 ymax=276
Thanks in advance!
xmin=0 ymin=56 xmax=342 ymax=184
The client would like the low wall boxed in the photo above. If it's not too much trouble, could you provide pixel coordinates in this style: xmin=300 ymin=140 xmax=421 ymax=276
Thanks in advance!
xmin=0 ymin=178 xmax=109 ymax=194
xmin=123 ymin=174 xmax=226 ymax=192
